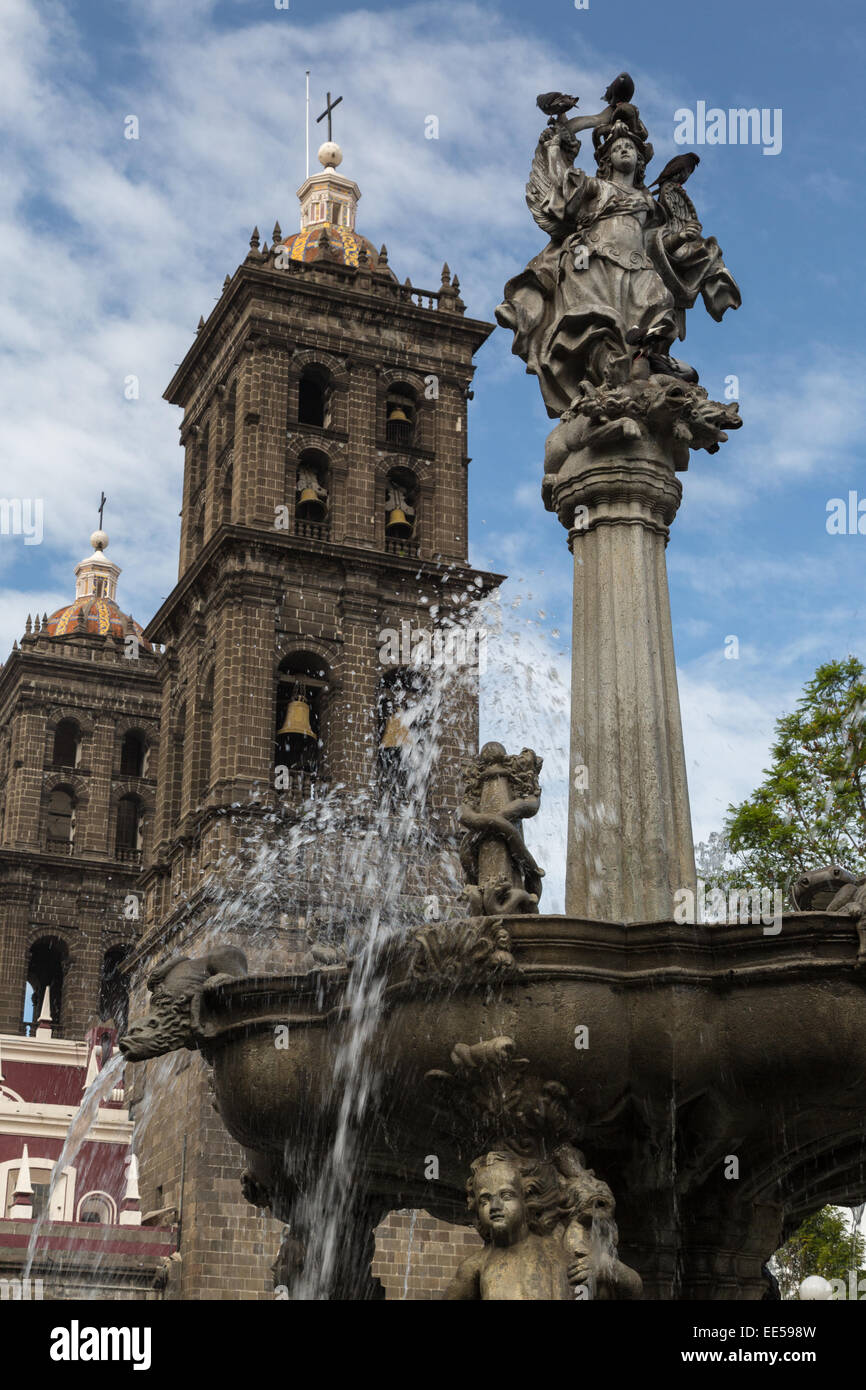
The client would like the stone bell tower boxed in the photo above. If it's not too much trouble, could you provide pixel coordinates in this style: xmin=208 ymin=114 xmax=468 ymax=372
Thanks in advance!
xmin=126 ymin=125 xmax=500 ymax=1299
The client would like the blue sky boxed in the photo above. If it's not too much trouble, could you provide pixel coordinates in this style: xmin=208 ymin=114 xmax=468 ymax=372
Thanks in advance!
xmin=1 ymin=0 xmax=864 ymax=898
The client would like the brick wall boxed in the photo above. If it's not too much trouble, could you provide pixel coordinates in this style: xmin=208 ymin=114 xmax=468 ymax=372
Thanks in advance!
xmin=373 ymin=1210 xmax=482 ymax=1299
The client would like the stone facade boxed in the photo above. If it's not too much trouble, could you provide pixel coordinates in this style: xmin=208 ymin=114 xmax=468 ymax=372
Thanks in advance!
xmin=123 ymin=150 xmax=502 ymax=1299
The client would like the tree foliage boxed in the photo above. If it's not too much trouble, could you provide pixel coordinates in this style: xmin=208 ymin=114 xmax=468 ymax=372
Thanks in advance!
xmin=695 ymin=657 xmax=866 ymax=892
xmin=772 ymin=1206 xmax=866 ymax=1300
xmin=693 ymin=658 xmax=866 ymax=1295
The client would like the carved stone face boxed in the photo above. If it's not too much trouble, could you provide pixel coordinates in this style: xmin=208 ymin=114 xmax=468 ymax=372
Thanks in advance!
xmin=609 ymin=138 xmax=637 ymax=177
xmin=473 ymin=1160 xmax=529 ymax=1246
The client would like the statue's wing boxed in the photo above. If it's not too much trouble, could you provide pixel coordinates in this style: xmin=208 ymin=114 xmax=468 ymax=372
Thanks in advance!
xmin=656 ymin=179 xmax=702 ymax=237
xmin=525 ymin=130 xmax=577 ymax=236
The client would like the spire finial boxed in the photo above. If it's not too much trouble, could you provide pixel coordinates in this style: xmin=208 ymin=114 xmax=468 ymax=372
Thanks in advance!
xmin=316 ymin=90 xmax=343 ymax=144
xmin=36 ymin=987 xmax=53 ymax=1035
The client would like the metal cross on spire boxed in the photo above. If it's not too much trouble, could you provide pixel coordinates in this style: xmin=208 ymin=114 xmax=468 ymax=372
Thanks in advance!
xmin=316 ymin=91 xmax=343 ymax=142
xmin=98 ymin=492 xmax=106 ymax=529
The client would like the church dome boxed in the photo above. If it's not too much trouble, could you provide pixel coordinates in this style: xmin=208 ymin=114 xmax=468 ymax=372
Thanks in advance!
xmin=277 ymin=225 xmax=382 ymax=269
xmin=44 ymin=596 xmax=151 ymax=647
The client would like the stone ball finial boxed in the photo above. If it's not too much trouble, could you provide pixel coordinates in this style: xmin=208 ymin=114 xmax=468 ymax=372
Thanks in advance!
xmin=90 ymin=529 xmax=109 ymax=552
xmin=318 ymin=140 xmax=343 ymax=169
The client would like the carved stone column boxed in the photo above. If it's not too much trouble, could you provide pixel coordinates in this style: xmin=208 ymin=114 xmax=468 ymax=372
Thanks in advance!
xmin=548 ymin=424 xmax=696 ymax=923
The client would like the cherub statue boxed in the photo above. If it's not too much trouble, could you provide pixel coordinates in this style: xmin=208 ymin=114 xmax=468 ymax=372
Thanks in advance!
xmin=443 ymin=1145 xmax=643 ymax=1300
xmin=458 ymin=742 xmax=545 ymax=915
xmin=496 ymin=76 xmax=740 ymax=417
xmin=443 ymin=1151 xmax=573 ymax=1300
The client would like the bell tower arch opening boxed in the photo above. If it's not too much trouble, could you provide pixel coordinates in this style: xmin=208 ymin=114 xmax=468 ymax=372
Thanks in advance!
xmin=384 ymin=466 xmax=418 ymax=546
xmin=275 ymin=653 xmax=330 ymax=797
xmin=98 ymin=944 xmax=131 ymax=1032
xmin=52 ymin=718 xmax=81 ymax=770
xmin=297 ymin=365 xmax=332 ymax=428
xmin=25 ymin=935 xmax=68 ymax=1035
xmin=46 ymin=786 xmax=76 ymax=852
xmin=385 ymin=384 xmax=417 ymax=447
xmin=376 ymin=666 xmax=427 ymax=801
xmin=293 ymin=448 xmax=330 ymax=527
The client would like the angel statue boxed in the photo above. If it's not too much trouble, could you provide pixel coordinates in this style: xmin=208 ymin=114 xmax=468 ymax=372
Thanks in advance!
xmin=496 ymin=78 xmax=741 ymax=419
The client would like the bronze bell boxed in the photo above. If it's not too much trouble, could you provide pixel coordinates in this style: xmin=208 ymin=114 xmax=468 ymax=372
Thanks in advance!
xmin=386 ymin=507 xmax=413 ymax=538
xmin=387 ymin=405 xmax=410 ymax=423
xmin=380 ymin=713 xmax=410 ymax=749
xmin=296 ymin=487 xmax=326 ymax=522
xmin=276 ymin=693 xmax=315 ymax=740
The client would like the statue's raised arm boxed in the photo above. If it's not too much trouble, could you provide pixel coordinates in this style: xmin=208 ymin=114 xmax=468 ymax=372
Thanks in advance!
xmin=525 ymin=124 xmax=588 ymax=238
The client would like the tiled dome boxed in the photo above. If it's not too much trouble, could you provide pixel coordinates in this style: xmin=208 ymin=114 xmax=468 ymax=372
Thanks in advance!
xmin=44 ymin=595 xmax=151 ymax=648
xmin=277 ymin=225 xmax=381 ymax=269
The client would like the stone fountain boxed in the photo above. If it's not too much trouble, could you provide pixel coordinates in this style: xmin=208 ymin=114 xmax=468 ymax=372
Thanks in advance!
xmin=121 ymin=77 xmax=866 ymax=1299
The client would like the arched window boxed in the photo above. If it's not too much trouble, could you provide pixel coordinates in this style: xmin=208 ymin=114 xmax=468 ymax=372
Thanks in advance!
xmin=120 ymin=730 xmax=146 ymax=777
xmin=275 ymin=654 xmax=329 ymax=795
xmin=46 ymin=787 xmax=75 ymax=852
xmin=385 ymin=386 xmax=417 ymax=446
xmin=77 ymin=1193 xmax=116 ymax=1225
xmin=25 ymin=937 xmax=68 ymax=1034
xmin=52 ymin=719 xmax=81 ymax=769
xmin=297 ymin=366 xmax=331 ymax=428
xmin=115 ymin=795 xmax=142 ymax=861
xmin=99 ymin=947 xmax=130 ymax=1032
xmin=3 ymin=1162 xmax=69 ymax=1220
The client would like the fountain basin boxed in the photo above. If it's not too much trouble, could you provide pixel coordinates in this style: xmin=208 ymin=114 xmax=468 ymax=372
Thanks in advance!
xmin=190 ymin=910 xmax=866 ymax=1296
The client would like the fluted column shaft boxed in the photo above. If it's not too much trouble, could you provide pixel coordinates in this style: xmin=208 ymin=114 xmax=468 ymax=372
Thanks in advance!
xmin=551 ymin=446 xmax=695 ymax=922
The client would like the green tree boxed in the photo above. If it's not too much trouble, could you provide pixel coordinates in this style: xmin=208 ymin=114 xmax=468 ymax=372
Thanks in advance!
xmin=695 ymin=657 xmax=866 ymax=892
xmin=772 ymin=1206 xmax=866 ymax=1300
xmin=694 ymin=659 xmax=866 ymax=1296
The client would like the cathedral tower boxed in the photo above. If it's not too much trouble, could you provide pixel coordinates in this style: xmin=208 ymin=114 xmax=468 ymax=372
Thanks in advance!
xmin=0 ymin=527 xmax=160 ymax=1039
xmin=127 ymin=127 xmax=500 ymax=1298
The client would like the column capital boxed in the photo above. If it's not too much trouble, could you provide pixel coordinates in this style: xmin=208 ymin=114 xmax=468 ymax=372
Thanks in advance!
xmin=551 ymin=452 xmax=683 ymax=548
xmin=542 ymin=376 xmax=739 ymax=536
